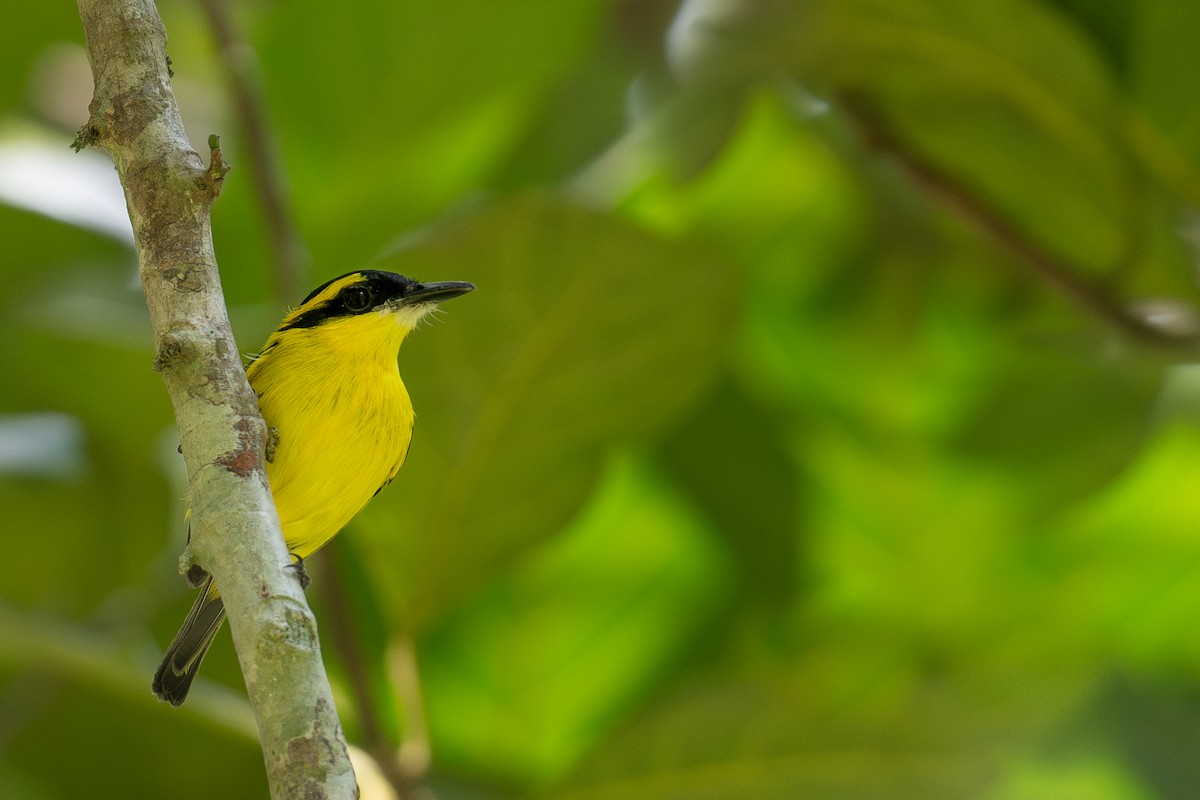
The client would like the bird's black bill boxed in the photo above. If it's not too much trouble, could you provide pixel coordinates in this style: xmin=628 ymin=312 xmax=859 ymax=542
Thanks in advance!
xmin=398 ymin=280 xmax=475 ymax=306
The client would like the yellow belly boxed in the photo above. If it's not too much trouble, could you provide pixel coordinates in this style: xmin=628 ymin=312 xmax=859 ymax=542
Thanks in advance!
xmin=248 ymin=326 xmax=413 ymax=558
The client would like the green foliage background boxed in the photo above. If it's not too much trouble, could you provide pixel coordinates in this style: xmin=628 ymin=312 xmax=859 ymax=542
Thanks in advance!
xmin=5 ymin=0 xmax=1200 ymax=797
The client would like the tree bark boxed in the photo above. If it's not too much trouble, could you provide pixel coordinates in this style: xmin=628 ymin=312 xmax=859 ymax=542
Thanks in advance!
xmin=74 ymin=1 xmax=357 ymax=796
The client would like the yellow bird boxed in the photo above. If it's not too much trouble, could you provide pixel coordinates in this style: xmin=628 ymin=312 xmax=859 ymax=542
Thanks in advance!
xmin=153 ymin=270 xmax=474 ymax=706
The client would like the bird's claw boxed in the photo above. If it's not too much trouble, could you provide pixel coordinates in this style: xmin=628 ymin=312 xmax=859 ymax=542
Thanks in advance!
xmin=286 ymin=556 xmax=310 ymax=591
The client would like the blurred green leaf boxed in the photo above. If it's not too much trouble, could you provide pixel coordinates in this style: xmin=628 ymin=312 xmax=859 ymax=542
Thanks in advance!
xmin=1092 ymin=673 xmax=1200 ymax=800
xmin=1129 ymin=0 xmax=1200 ymax=161
xmin=0 ymin=266 xmax=176 ymax=614
xmin=547 ymin=679 xmax=996 ymax=800
xmin=1046 ymin=0 xmax=1135 ymax=73
xmin=659 ymin=378 xmax=800 ymax=610
xmin=986 ymin=758 xmax=1157 ymax=800
xmin=421 ymin=452 xmax=729 ymax=785
xmin=814 ymin=0 xmax=1129 ymax=272
xmin=358 ymin=192 xmax=734 ymax=629
xmin=954 ymin=346 xmax=1163 ymax=509
xmin=0 ymin=5 xmax=80 ymax=114
xmin=679 ymin=0 xmax=1163 ymax=275
xmin=256 ymin=0 xmax=612 ymax=269
xmin=1049 ymin=425 xmax=1200 ymax=666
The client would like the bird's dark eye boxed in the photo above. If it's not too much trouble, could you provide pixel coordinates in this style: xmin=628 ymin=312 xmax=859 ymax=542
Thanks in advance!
xmin=342 ymin=286 xmax=372 ymax=312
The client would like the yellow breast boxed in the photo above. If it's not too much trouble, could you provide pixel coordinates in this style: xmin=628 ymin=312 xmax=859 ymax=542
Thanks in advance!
xmin=247 ymin=311 xmax=414 ymax=558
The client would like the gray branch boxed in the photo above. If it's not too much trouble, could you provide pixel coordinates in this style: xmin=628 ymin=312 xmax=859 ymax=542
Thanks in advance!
xmin=73 ymin=0 xmax=357 ymax=796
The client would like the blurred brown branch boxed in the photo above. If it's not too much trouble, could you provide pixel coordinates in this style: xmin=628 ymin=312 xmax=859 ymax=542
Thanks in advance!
xmin=320 ymin=543 xmax=432 ymax=800
xmin=197 ymin=0 xmax=307 ymax=302
xmin=841 ymin=94 xmax=1200 ymax=352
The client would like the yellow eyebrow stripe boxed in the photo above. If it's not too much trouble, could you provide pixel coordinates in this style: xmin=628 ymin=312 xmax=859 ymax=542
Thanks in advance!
xmin=277 ymin=273 xmax=364 ymax=328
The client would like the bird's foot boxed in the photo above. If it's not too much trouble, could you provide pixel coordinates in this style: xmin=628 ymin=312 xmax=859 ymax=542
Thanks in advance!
xmin=286 ymin=556 xmax=311 ymax=591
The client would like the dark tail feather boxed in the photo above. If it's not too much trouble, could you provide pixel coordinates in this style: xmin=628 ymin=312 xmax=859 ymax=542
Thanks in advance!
xmin=152 ymin=578 xmax=226 ymax=707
